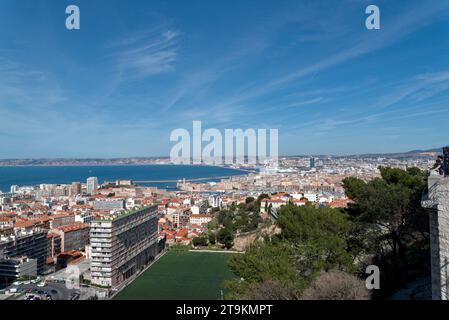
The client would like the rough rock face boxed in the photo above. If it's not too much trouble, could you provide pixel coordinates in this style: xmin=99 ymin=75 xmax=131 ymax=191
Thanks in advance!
xmin=422 ymin=173 xmax=449 ymax=300
xmin=233 ymin=224 xmax=281 ymax=251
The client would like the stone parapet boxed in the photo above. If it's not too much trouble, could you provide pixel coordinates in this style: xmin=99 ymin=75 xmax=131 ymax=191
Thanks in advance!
xmin=422 ymin=172 xmax=449 ymax=300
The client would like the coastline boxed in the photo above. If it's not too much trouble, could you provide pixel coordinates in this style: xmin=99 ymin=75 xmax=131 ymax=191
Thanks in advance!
xmin=0 ymin=164 xmax=252 ymax=192
xmin=0 ymin=163 xmax=255 ymax=171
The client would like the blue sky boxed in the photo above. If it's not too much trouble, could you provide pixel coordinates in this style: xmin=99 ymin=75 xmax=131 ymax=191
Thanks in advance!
xmin=1 ymin=0 xmax=449 ymax=158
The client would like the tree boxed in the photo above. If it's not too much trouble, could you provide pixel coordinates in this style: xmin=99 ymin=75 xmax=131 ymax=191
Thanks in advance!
xmin=208 ymin=232 xmax=216 ymax=245
xmin=276 ymin=204 xmax=353 ymax=270
xmin=218 ymin=210 xmax=234 ymax=230
xmin=246 ymin=212 xmax=262 ymax=232
xmin=342 ymin=167 xmax=429 ymax=287
xmin=342 ymin=177 xmax=366 ymax=201
xmin=218 ymin=210 xmax=227 ymax=225
xmin=226 ymin=242 xmax=305 ymax=299
xmin=226 ymin=240 xmax=348 ymax=299
xmin=217 ymin=228 xmax=234 ymax=249
xmin=225 ymin=204 xmax=368 ymax=300
xmin=192 ymin=237 xmax=208 ymax=247
xmin=245 ymin=197 xmax=255 ymax=204
xmin=301 ymin=270 xmax=369 ymax=300
xmin=207 ymin=219 xmax=219 ymax=231
xmin=233 ymin=279 xmax=300 ymax=300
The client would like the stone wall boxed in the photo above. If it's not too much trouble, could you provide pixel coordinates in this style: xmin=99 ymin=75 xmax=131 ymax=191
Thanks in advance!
xmin=422 ymin=173 xmax=449 ymax=300
xmin=233 ymin=224 xmax=281 ymax=251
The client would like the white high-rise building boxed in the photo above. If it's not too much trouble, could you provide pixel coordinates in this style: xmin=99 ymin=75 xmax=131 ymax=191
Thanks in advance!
xmin=86 ymin=177 xmax=98 ymax=195
xmin=90 ymin=205 xmax=159 ymax=288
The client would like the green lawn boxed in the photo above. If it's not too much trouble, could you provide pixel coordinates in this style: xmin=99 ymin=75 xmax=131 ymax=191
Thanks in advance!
xmin=115 ymin=251 xmax=237 ymax=300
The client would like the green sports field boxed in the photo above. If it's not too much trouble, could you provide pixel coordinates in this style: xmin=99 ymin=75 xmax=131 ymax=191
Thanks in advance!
xmin=115 ymin=251 xmax=237 ymax=300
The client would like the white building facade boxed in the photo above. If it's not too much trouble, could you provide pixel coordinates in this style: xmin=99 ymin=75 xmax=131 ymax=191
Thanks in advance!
xmin=90 ymin=205 xmax=159 ymax=288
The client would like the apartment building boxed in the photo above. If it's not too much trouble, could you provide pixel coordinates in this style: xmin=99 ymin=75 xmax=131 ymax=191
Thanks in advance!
xmin=49 ymin=213 xmax=76 ymax=229
xmin=47 ymin=232 xmax=62 ymax=263
xmin=52 ymin=222 xmax=90 ymax=252
xmin=75 ymin=211 xmax=94 ymax=224
xmin=189 ymin=214 xmax=213 ymax=225
xmin=71 ymin=182 xmax=82 ymax=196
xmin=0 ymin=256 xmax=37 ymax=288
xmin=86 ymin=177 xmax=99 ymax=195
xmin=0 ymin=229 xmax=48 ymax=274
xmin=90 ymin=205 xmax=159 ymax=288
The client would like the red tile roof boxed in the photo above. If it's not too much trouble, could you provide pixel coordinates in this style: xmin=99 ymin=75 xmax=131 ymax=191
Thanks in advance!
xmin=56 ymin=222 xmax=89 ymax=233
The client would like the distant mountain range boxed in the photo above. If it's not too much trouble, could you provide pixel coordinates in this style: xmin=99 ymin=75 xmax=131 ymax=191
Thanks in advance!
xmin=287 ymin=146 xmax=444 ymax=160
xmin=342 ymin=147 xmax=443 ymax=158
xmin=342 ymin=147 xmax=443 ymax=159
xmin=0 ymin=157 xmax=171 ymax=166
xmin=0 ymin=147 xmax=445 ymax=166
xmin=401 ymin=147 xmax=443 ymax=154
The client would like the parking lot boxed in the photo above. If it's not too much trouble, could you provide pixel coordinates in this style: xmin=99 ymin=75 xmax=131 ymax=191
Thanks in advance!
xmin=10 ymin=281 xmax=80 ymax=300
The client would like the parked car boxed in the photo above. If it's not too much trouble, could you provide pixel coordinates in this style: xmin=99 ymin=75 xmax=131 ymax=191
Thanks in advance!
xmin=70 ymin=293 xmax=80 ymax=300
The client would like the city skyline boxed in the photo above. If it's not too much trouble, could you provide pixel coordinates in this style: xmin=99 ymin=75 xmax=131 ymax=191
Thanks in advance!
xmin=0 ymin=144 xmax=444 ymax=161
xmin=1 ymin=0 xmax=449 ymax=158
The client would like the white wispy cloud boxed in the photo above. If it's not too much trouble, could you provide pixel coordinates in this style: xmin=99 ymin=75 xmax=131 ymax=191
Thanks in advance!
xmin=0 ymin=57 xmax=67 ymax=109
xmin=110 ymin=28 xmax=179 ymax=79
xmin=376 ymin=71 xmax=449 ymax=109
xmin=279 ymin=68 xmax=449 ymax=138
xmin=205 ymin=1 xmax=449 ymax=119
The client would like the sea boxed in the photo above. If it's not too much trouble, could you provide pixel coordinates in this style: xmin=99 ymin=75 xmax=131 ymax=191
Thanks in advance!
xmin=0 ymin=165 xmax=248 ymax=193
